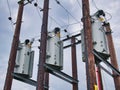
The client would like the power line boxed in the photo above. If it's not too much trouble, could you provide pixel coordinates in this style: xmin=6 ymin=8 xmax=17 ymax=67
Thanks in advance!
xmin=76 ymin=0 xmax=82 ymax=9
xmin=6 ymin=0 xmax=15 ymax=30
xmin=104 ymin=12 xmax=112 ymax=21
xmin=31 ymin=1 xmax=82 ymax=42
xmin=91 ymin=0 xmax=112 ymax=21
xmin=34 ymin=2 xmax=42 ymax=19
xmin=91 ymin=0 xmax=99 ymax=10
xmin=49 ymin=16 xmax=62 ymax=27
xmin=7 ymin=0 xmax=11 ymax=16
xmin=34 ymin=2 xmax=62 ymax=28
xmin=61 ymin=30 xmax=80 ymax=39
xmin=55 ymin=0 xmax=80 ymax=23
xmin=61 ymin=22 xmax=82 ymax=28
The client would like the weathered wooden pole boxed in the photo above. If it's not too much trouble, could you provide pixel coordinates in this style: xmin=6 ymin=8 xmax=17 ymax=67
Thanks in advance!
xmin=4 ymin=1 xmax=24 ymax=90
xmin=81 ymin=0 xmax=97 ymax=89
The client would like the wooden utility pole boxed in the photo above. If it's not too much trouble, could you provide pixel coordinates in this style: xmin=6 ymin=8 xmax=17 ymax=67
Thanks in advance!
xmin=81 ymin=0 xmax=97 ymax=90
xmin=44 ymin=72 xmax=49 ymax=90
xmin=104 ymin=23 xmax=120 ymax=90
xmin=4 ymin=0 xmax=24 ymax=90
xmin=36 ymin=0 xmax=49 ymax=90
xmin=3 ymin=1 xmax=24 ymax=90
xmin=71 ymin=37 xmax=78 ymax=90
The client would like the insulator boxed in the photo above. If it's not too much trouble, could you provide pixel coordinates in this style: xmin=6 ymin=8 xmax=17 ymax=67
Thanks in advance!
xmin=25 ymin=39 xmax=30 ymax=45
xmin=64 ymin=29 xmax=67 ymax=32
xmin=67 ymin=35 xmax=69 ymax=38
xmin=8 ymin=17 xmax=12 ymax=20
xmin=34 ymin=3 xmax=38 ymax=7
xmin=38 ymin=46 xmax=40 ymax=49
xmin=54 ymin=27 xmax=60 ymax=34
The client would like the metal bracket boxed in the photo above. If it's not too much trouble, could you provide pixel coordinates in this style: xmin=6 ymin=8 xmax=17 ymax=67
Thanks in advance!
xmin=63 ymin=40 xmax=81 ymax=49
xmin=44 ymin=64 xmax=79 ymax=84
xmin=105 ymin=31 xmax=112 ymax=35
xmin=12 ymin=73 xmax=48 ymax=89
xmin=97 ymin=64 xmax=113 ymax=77
xmin=93 ymin=49 xmax=120 ymax=76
xmin=18 ymin=0 xmax=34 ymax=6
xmin=12 ymin=73 xmax=37 ymax=86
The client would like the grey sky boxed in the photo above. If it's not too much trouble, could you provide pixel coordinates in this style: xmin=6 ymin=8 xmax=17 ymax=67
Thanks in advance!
xmin=0 ymin=0 xmax=120 ymax=90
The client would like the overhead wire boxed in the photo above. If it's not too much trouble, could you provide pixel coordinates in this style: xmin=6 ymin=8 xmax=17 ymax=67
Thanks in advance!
xmin=76 ymin=0 xmax=82 ymax=9
xmin=34 ymin=1 xmax=42 ymax=19
xmin=55 ymin=0 xmax=80 ymax=23
xmin=61 ymin=22 xmax=81 ymax=28
xmin=35 ymin=6 xmax=42 ymax=19
xmin=91 ymin=0 xmax=99 ymax=10
xmin=104 ymin=12 xmax=112 ymax=21
xmin=91 ymin=0 xmax=112 ymax=21
xmin=33 ymin=1 xmax=63 ymax=29
xmin=65 ymin=11 xmax=70 ymax=30
xmin=6 ymin=0 xmax=15 ymax=30
xmin=54 ymin=0 xmax=83 ymax=39
xmin=31 ymin=0 xmax=82 ymax=42
xmin=49 ymin=16 xmax=62 ymax=27
xmin=34 ymin=1 xmax=82 ymax=29
xmin=7 ymin=0 xmax=12 ymax=16
xmin=61 ymin=30 xmax=81 ymax=39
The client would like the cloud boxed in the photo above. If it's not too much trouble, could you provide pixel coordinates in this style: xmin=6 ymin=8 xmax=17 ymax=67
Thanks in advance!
xmin=1 ymin=0 xmax=120 ymax=90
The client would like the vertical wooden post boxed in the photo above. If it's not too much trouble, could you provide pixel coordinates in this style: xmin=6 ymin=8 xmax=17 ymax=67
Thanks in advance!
xmin=44 ymin=72 xmax=49 ymax=90
xmin=36 ymin=0 xmax=49 ymax=90
xmin=71 ymin=37 xmax=78 ymax=90
xmin=104 ymin=23 xmax=120 ymax=90
xmin=4 ymin=1 xmax=24 ymax=90
xmin=81 ymin=0 xmax=97 ymax=89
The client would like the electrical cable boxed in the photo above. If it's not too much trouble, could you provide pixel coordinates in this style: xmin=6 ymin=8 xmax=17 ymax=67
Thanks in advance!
xmin=28 ymin=28 xmax=81 ymax=43
xmin=65 ymin=12 xmax=70 ymax=30
xmin=36 ymin=6 xmax=42 ymax=19
xmin=76 ymin=0 xmax=82 ymax=9
xmin=6 ymin=0 xmax=15 ymax=30
xmin=55 ymin=0 xmax=83 ymax=32
xmin=61 ymin=30 xmax=80 ymax=39
xmin=34 ymin=2 xmax=42 ymax=19
xmin=48 ymin=17 xmax=82 ymax=29
xmin=61 ymin=22 xmax=82 ymax=28
xmin=104 ymin=12 xmax=112 ymax=21
xmin=34 ymin=0 xmax=83 ymax=31
xmin=7 ymin=0 xmax=12 ymax=16
xmin=33 ymin=2 xmax=63 ymax=28
xmin=48 ymin=16 xmax=53 ymax=30
xmin=55 ymin=0 xmax=80 ymax=23
xmin=91 ymin=0 xmax=112 ymax=22
xmin=31 ymin=1 xmax=82 ymax=42
xmin=92 ymin=0 xmax=99 ymax=10
xmin=49 ymin=16 xmax=62 ymax=27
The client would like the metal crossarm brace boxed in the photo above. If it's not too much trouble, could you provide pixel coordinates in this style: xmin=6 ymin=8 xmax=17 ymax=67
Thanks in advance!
xmin=97 ymin=64 xmax=113 ymax=77
xmin=44 ymin=64 xmax=79 ymax=84
xmin=12 ymin=73 xmax=49 ymax=89
xmin=12 ymin=73 xmax=37 ymax=86
xmin=93 ymin=49 xmax=120 ymax=76
xmin=63 ymin=40 xmax=81 ymax=49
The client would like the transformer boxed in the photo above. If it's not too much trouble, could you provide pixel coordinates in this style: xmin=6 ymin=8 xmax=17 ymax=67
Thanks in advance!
xmin=81 ymin=10 xmax=110 ymax=62
xmin=46 ymin=27 xmax=63 ymax=70
xmin=14 ymin=39 xmax=34 ymax=78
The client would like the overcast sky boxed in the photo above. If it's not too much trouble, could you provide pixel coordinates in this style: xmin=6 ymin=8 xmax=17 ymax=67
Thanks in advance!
xmin=0 ymin=0 xmax=120 ymax=90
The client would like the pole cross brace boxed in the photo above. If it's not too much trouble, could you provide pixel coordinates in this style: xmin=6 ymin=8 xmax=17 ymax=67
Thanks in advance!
xmin=44 ymin=64 xmax=79 ymax=84
xmin=12 ymin=73 xmax=48 ymax=89
xmin=93 ymin=49 xmax=120 ymax=76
